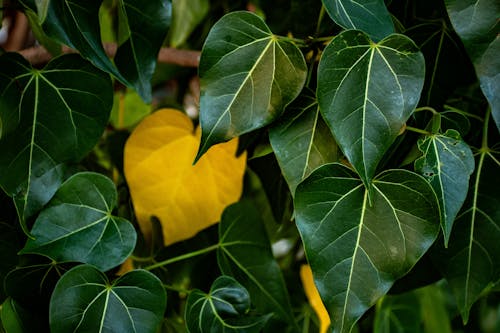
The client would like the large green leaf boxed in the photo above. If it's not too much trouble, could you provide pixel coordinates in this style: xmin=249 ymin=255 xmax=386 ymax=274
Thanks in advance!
xmin=185 ymin=276 xmax=271 ymax=333
xmin=217 ymin=201 xmax=297 ymax=328
xmin=20 ymin=172 xmax=136 ymax=272
xmin=433 ymin=149 xmax=500 ymax=322
xmin=196 ymin=11 xmax=307 ymax=160
xmin=321 ymin=0 xmax=395 ymax=41
xmin=169 ymin=0 xmax=209 ymax=47
xmin=317 ymin=30 xmax=425 ymax=189
xmin=444 ymin=0 xmax=500 ymax=131
xmin=294 ymin=163 xmax=440 ymax=333
xmin=114 ymin=0 xmax=171 ymax=102
xmin=415 ymin=130 xmax=475 ymax=246
xmin=269 ymin=89 xmax=339 ymax=196
xmin=49 ymin=265 xmax=166 ymax=333
xmin=0 ymin=53 xmax=112 ymax=223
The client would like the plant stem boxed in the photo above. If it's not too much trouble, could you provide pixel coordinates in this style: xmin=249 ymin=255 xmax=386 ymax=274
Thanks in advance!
xmin=144 ymin=244 xmax=219 ymax=271
xmin=481 ymin=108 xmax=491 ymax=150
xmin=414 ymin=106 xmax=438 ymax=115
xmin=315 ymin=5 xmax=326 ymax=37
xmin=444 ymin=104 xmax=484 ymax=122
xmin=405 ymin=126 xmax=432 ymax=136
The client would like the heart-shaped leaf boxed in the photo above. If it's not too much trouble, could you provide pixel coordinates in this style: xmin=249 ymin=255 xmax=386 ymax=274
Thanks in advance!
xmin=295 ymin=163 xmax=440 ymax=333
xmin=415 ymin=130 xmax=475 ymax=245
xmin=196 ymin=11 xmax=307 ymax=160
xmin=269 ymin=89 xmax=339 ymax=196
xmin=433 ymin=148 xmax=500 ymax=322
xmin=124 ymin=109 xmax=246 ymax=245
xmin=317 ymin=30 xmax=425 ymax=189
xmin=49 ymin=265 xmax=166 ymax=333
xmin=185 ymin=275 xmax=271 ymax=333
xmin=322 ymin=0 xmax=394 ymax=41
xmin=444 ymin=0 xmax=500 ymax=132
xmin=300 ymin=265 xmax=331 ymax=333
xmin=114 ymin=0 xmax=171 ymax=102
xmin=20 ymin=172 xmax=137 ymax=272
xmin=218 ymin=201 xmax=297 ymax=327
xmin=0 ymin=53 xmax=112 ymax=224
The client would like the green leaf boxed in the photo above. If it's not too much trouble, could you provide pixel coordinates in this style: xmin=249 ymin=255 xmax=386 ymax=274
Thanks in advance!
xmin=20 ymin=172 xmax=137 ymax=272
xmin=34 ymin=0 xmax=49 ymax=22
xmin=114 ymin=0 xmax=172 ymax=102
xmin=169 ymin=0 xmax=209 ymax=48
xmin=321 ymin=0 xmax=395 ymax=41
xmin=1 ymin=298 xmax=40 ymax=333
xmin=317 ymin=30 xmax=425 ymax=189
xmin=373 ymin=292 xmax=421 ymax=333
xmin=110 ymin=88 xmax=152 ymax=129
xmin=294 ymin=163 xmax=440 ymax=333
xmin=49 ymin=265 xmax=166 ymax=333
xmin=415 ymin=130 xmax=475 ymax=245
xmin=433 ymin=150 xmax=500 ymax=323
xmin=0 ymin=53 xmax=112 ymax=223
xmin=417 ymin=285 xmax=452 ymax=333
xmin=444 ymin=0 xmax=500 ymax=131
xmin=196 ymin=11 xmax=307 ymax=161
xmin=218 ymin=201 xmax=297 ymax=328
xmin=185 ymin=276 xmax=271 ymax=333
xmin=269 ymin=89 xmax=340 ymax=196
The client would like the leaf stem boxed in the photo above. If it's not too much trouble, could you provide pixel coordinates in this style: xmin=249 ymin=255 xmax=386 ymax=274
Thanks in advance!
xmin=277 ymin=36 xmax=307 ymax=47
xmin=414 ymin=106 xmax=439 ymax=115
xmin=481 ymin=108 xmax=491 ymax=150
xmin=162 ymin=284 xmax=192 ymax=294
xmin=315 ymin=5 xmax=326 ymax=37
xmin=405 ymin=126 xmax=432 ymax=136
xmin=144 ymin=244 xmax=219 ymax=271
xmin=444 ymin=105 xmax=484 ymax=122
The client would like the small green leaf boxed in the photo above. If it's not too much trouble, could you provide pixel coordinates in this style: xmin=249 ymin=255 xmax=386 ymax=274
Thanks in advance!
xmin=0 ymin=53 xmax=112 ymax=223
xmin=415 ymin=130 xmax=475 ymax=245
xmin=196 ymin=11 xmax=307 ymax=160
xmin=110 ymin=88 xmax=152 ymax=129
xmin=295 ymin=163 xmax=440 ymax=333
xmin=322 ymin=0 xmax=395 ymax=41
xmin=114 ymin=0 xmax=172 ymax=102
xmin=169 ymin=0 xmax=209 ymax=48
xmin=433 ymin=150 xmax=500 ymax=323
xmin=317 ymin=30 xmax=425 ymax=189
xmin=374 ymin=293 xmax=421 ymax=333
xmin=1 ymin=298 xmax=40 ymax=333
xmin=185 ymin=276 xmax=271 ymax=333
xmin=444 ymin=0 xmax=500 ymax=131
xmin=49 ymin=265 xmax=166 ymax=333
xmin=269 ymin=89 xmax=340 ymax=196
xmin=20 ymin=172 xmax=137 ymax=272
xmin=218 ymin=201 xmax=297 ymax=328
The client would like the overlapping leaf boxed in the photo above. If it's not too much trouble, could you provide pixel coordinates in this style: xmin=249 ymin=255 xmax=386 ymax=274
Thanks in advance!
xmin=317 ymin=30 xmax=425 ymax=189
xmin=373 ymin=293 xmax=421 ymax=333
xmin=169 ymin=0 xmax=208 ymax=47
xmin=322 ymin=0 xmax=394 ymax=41
xmin=21 ymin=172 xmax=136 ymax=272
xmin=295 ymin=163 xmax=440 ymax=333
xmin=0 ymin=53 xmax=112 ymax=223
xmin=433 ymin=148 xmax=500 ymax=322
xmin=114 ymin=0 xmax=171 ymax=102
xmin=217 ymin=201 xmax=297 ymax=328
xmin=196 ymin=11 xmax=307 ymax=160
xmin=49 ymin=265 xmax=166 ymax=333
xmin=185 ymin=276 xmax=270 ymax=333
xmin=415 ymin=130 xmax=474 ymax=245
xmin=269 ymin=89 xmax=339 ymax=196
xmin=444 ymin=0 xmax=500 ymax=131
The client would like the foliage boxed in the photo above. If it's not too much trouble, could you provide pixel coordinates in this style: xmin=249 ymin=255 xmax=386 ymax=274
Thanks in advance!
xmin=0 ymin=0 xmax=498 ymax=332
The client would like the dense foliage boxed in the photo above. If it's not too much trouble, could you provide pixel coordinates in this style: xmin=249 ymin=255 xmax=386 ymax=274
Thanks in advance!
xmin=0 ymin=0 xmax=498 ymax=332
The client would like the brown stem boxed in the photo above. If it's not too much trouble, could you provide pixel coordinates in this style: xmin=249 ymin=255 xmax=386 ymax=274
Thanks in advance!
xmin=18 ymin=42 xmax=200 ymax=67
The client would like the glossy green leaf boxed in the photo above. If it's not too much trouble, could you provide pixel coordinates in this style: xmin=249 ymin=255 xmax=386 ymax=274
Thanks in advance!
xmin=374 ymin=293 xmax=421 ymax=333
xmin=49 ymin=265 xmax=166 ymax=333
xmin=433 ymin=149 xmax=500 ymax=322
xmin=269 ymin=89 xmax=339 ymax=196
xmin=169 ymin=0 xmax=209 ymax=47
xmin=185 ymin=276 xmax=271 ymax=333
xmin=415 ymin=130 xmax=475 ymax=245
xmin=321 ymin=0 xmax=395 ymax=41
xmin=317 ymin=30 xmax=425 ymax=189
xmin=196 ymin=11 xmax=307 ymax=160
xmin=295 ymin=163 xmax=440 ymax=333
xmin=20 ymin=172 xmax=137 ymax=272
xmin=0 ymin=53 xmax=112 ymax=223
xmin=444 ymin=0 xmax=500 ymax=131
xmin=114 ymin=0 xmax=171 ymax=102
xmin=218 ymin=201 xmax=297 ymax=327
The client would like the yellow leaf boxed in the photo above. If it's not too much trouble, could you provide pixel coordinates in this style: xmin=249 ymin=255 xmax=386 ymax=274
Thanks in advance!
xmin=300 ymin=264 xmax=331 ymax=333
xmin=124 ymin=109 xmax=246 ymax=245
